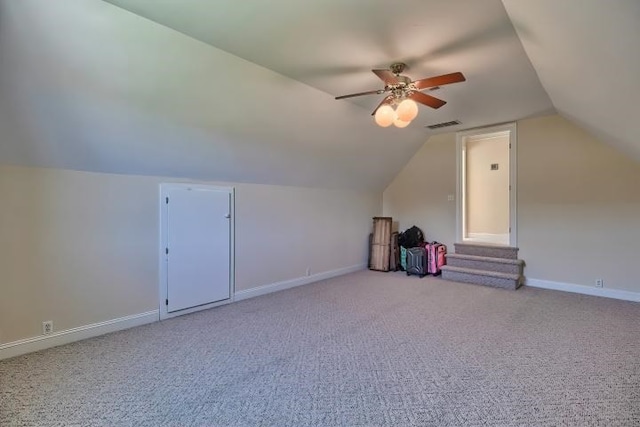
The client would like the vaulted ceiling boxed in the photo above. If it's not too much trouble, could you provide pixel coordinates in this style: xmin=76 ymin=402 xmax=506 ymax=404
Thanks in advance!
xmin=502 ymin=0 xmax=640 ymax=161
xmin=0 ymin=0 xmax=637 ymax=191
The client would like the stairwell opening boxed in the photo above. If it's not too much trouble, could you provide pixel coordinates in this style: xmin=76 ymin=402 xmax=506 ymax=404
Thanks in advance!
xmin=455 ymin=123 xmax=517 ymax=247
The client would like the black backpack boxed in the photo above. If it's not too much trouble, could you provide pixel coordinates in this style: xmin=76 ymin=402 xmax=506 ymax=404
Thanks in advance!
xmin=398 ymin=226 xmax=424 ymax=248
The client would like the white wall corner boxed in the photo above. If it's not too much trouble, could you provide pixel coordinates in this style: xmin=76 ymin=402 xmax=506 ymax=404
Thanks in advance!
xmin=234 ymin=264 xmax=366 ymax=302
xmin=0 ymin=310 xmax=160 ymax=361
xmin=525 ymin=278 xmax=640 ymax=303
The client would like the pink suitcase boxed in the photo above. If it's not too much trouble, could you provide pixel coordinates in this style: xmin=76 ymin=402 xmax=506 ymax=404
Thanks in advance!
xmin=426 ymin=242 xmax=447 ymax=275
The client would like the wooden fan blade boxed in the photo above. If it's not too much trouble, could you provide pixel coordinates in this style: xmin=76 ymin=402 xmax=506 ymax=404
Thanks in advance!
xmin=372 ymin=69 xmax=399 ymax=85
xmin=409 ymin=91 xmax=447 ymax=109
xmin=413 ymin=72 xmax=466 ymax=90
xmin=335 ymin=89 xmax=385 ymax=100
xmin=371 ymin=95 xmax=394 ymax=115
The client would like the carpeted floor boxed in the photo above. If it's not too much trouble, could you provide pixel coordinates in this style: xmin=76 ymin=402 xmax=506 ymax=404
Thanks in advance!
xmin=1 ymin=270 xmax=640 ymax=426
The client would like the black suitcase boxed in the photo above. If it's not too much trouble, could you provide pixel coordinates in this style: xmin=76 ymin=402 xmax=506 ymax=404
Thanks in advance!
xmin=406 ymin=247 xmax=427 ymax=278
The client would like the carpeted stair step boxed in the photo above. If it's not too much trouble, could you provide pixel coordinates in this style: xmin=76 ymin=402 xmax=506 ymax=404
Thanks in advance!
xmin=441 ymin=266 xmax=523 ymax=290
xmin=454 ymin=242 xmax=519 ymax=260
xmin=446 ymin=253 xmax=524 ymax=275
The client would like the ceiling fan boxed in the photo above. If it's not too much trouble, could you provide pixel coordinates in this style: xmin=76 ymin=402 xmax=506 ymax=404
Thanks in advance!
xmin=334 ymin=62 xmax=466 ymax=127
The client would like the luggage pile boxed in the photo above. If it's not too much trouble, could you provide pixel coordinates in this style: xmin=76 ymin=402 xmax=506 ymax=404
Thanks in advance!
xmin=368 ymin=219 xmax=447 ymax=278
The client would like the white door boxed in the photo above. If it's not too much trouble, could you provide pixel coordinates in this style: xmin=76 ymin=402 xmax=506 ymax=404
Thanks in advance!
xmin=166 ymin=186 xmax=231 ymax=313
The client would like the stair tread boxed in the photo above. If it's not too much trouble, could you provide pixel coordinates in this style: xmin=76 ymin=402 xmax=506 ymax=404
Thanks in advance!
xmin=441 ymin=265 xmax=521 ymax=280
xmin=454 ymin=242 xmax=519 ymax=250
xmin=446 ymin=253 xmax=524 ymax=265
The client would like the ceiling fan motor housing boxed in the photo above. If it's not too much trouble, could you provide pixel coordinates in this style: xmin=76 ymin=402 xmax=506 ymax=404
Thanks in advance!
xmin=393 ymin=75 xmax=411 ymax=86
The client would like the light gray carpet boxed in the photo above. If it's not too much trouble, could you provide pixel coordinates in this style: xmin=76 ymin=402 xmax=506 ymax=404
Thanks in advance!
xmin=2 ymin=270 xmax=640 ymax=426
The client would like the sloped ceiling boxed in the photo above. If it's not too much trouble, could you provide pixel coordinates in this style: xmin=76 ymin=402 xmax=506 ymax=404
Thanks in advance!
xmin=0 ymin=0 xmax=555 ymax=190
xmin=103 ymin=0 xmax=553 ymax=127
xmin=502 ymin=0 xmax=640 ymax=161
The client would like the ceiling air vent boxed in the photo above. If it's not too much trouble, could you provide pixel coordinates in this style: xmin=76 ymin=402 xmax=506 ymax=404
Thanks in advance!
xmin=426 ymin=120 xmax=461 ymax=130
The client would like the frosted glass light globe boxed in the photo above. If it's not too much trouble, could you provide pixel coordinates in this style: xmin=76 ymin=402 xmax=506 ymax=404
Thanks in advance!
xmin=374 ymin=105 xmax=396 ymax=127
xmin=396 ymin=99 xmax=418 ymax=122
xmin=393 ymin=118 xmax=410 ymax=128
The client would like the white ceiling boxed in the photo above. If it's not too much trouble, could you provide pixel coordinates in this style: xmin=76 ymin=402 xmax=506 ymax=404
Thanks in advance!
xmin=1 ymin=0 xmax=637 ymax=191
xmin=104 ymin=0 xmax=553 ymax=129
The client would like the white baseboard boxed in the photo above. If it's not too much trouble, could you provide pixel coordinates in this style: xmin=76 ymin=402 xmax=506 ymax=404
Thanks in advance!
xmin=234 ymin=264 xmax=366 ymax=302
xmin=0 ymin=264 xmax=365 ymax=360
xmin=526 ymin=278 xmax=640 ymax=303
xmin=0 ymin=310 xmax=159 ymax=361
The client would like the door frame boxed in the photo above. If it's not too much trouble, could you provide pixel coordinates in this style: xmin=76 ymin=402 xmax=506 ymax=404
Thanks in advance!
xmin=456 ymin=122 xmax=517 ymax=247
xmin=159 ymin=183 xmax=235 ymax=320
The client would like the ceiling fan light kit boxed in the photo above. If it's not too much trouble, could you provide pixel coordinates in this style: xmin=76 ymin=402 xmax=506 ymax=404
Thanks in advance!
xmin=396 ymin=99 xmax=419 ymax=122
xmin=374 ymin=104 xmax=396 ymax=127
xmin=393 ymin=117 xmax=411 ymax=128
xmin=374 ymin=99 xmax=418 ymax=128
xmin=335 ymin=63 xmax=466 ymax=128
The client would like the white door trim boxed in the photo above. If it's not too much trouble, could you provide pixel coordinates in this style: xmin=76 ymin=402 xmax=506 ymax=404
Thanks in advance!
xmin=456 ymin=122 xmax=517 ymax=247
xmin=159 ymin=183 xmax=235 ymax=320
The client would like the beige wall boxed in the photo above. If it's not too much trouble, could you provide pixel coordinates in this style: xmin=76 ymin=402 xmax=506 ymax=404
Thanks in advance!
xmin=383 ymin=114 xmax=640 ymax=293
xmin=465 ymin=136 xmax=510 ymax=235
xmin=234 ymin=184 xmax=378 ymax=291
xmin=382 ymin=133 xmax=457 ymax=247
xmin=517 ymin=115 xmax=640 ymax=291
xmin=0 ymin=165 xmax=380 ymax=344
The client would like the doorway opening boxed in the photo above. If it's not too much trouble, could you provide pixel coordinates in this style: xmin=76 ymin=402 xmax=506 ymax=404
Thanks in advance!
xmin=456 ymin=123 xmax=517 ymax=247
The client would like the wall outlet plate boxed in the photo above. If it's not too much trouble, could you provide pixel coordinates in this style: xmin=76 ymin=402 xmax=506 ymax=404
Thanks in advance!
xmin=595 ymin=279 xmax=604 ymax=288
xmin=42 ymin=321 xmax=53 ymax=335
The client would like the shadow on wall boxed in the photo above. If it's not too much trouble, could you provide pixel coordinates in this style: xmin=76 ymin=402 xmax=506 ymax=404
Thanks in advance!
xmin=382 ymin=133 xmax=457 ymax=247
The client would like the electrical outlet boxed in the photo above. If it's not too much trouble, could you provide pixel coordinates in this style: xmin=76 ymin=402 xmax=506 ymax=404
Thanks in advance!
xmin=447 ymin=194 xmax=455 ymax=201
xmin=42 ymin=321 xmax=53 ymax=335
xmin=595 ymin=279 xmax=604 ymax=288
xmin=306 ymin=267 xmax=311 ymax=276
